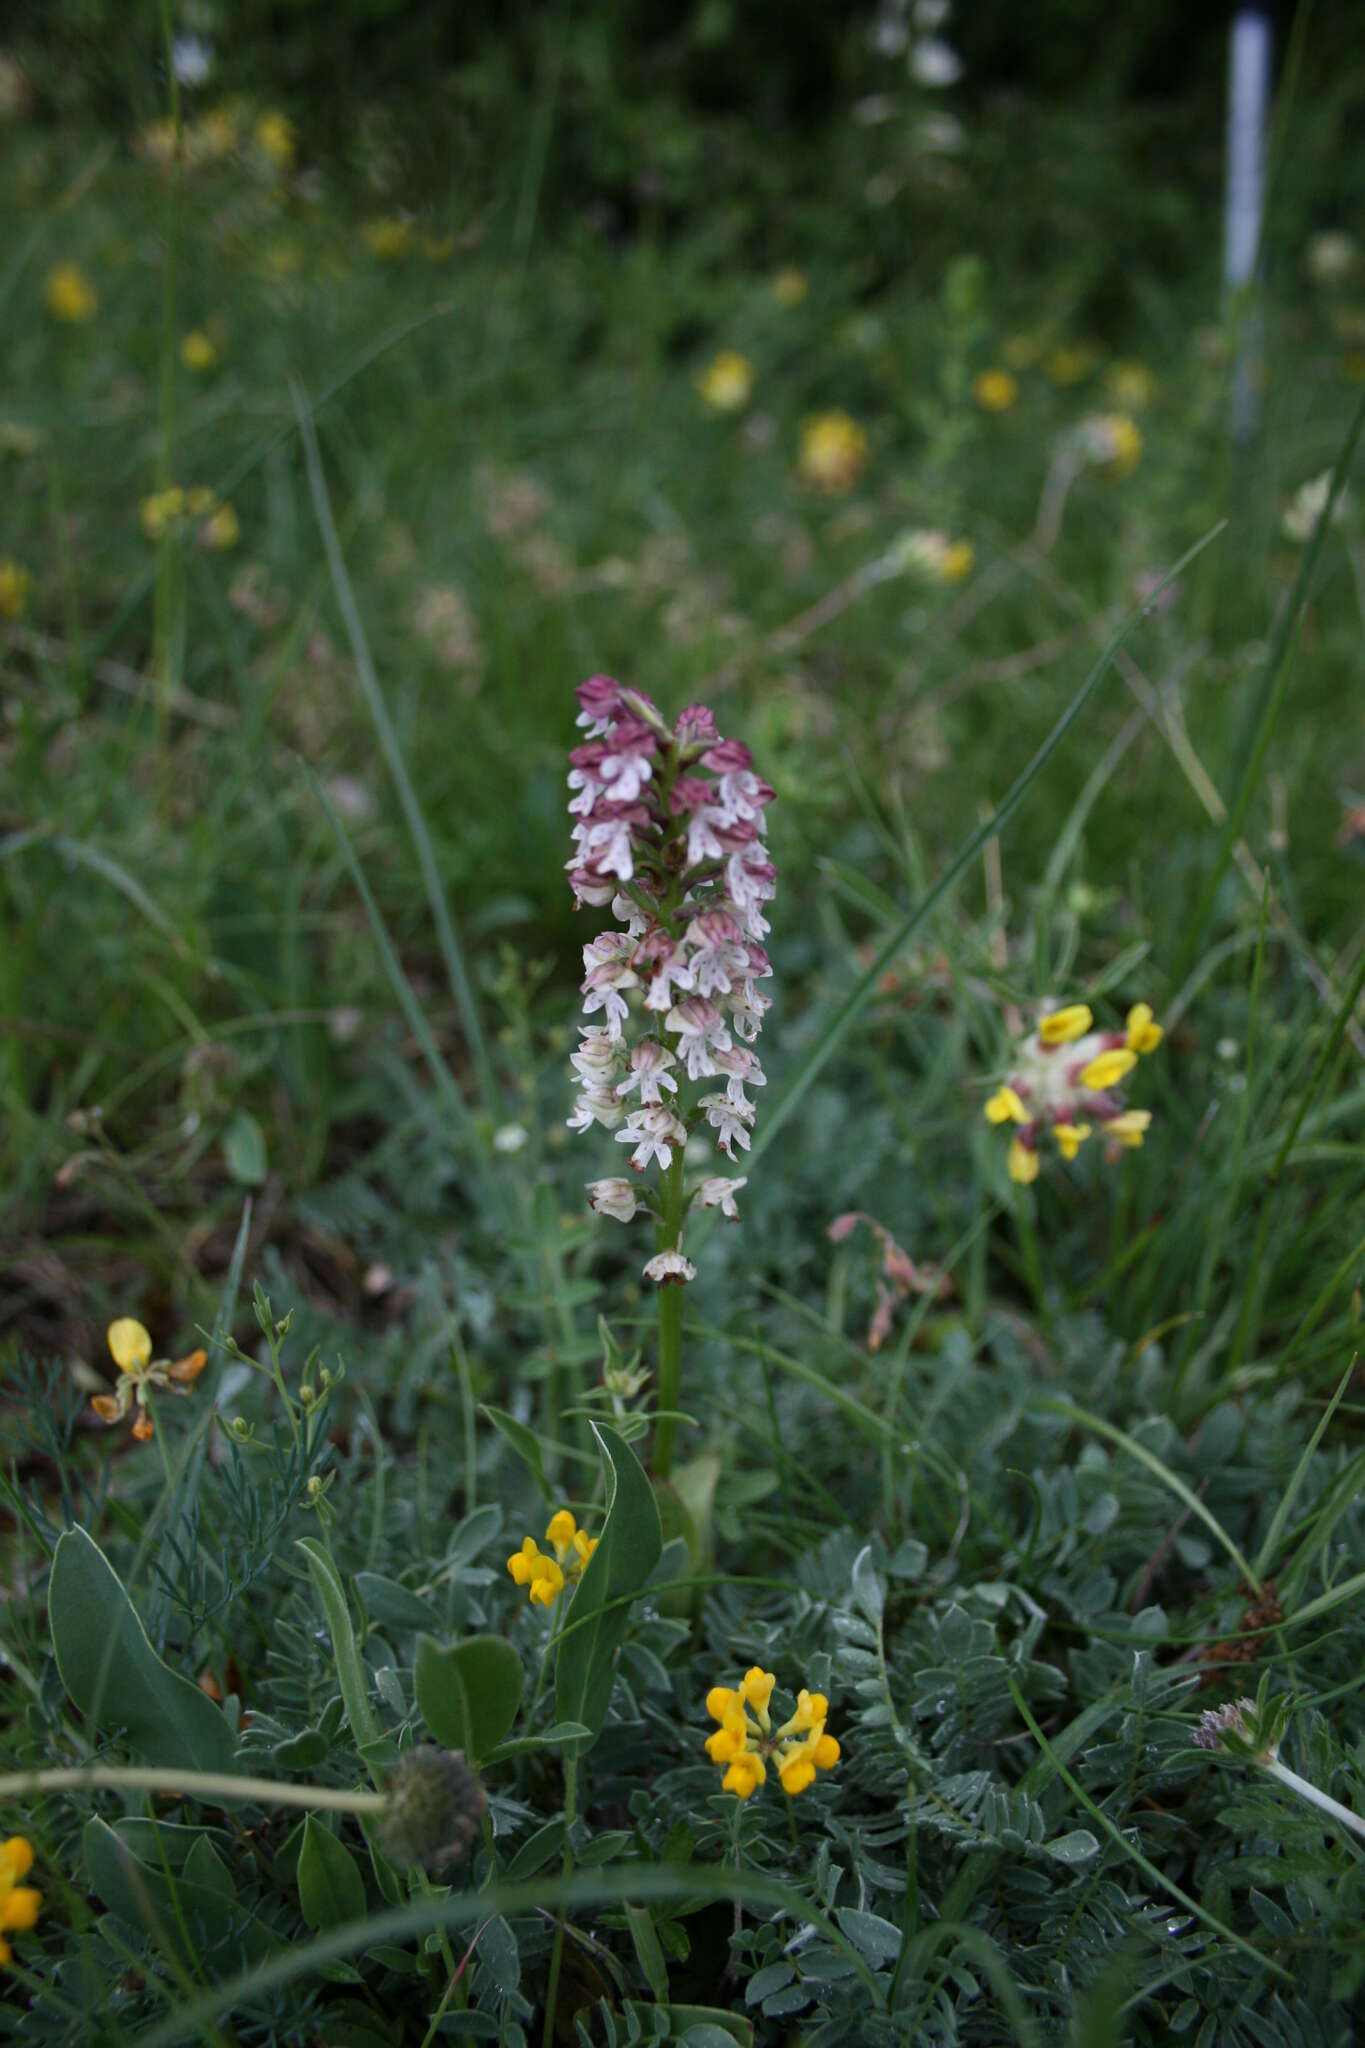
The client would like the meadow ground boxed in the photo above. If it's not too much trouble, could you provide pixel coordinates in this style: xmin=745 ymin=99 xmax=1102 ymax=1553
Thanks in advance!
xmin=3 ymin=32 xmax=1365 ymax=2047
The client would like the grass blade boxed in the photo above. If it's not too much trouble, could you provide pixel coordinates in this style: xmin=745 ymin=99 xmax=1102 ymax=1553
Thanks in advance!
xmin=293 ymin=380 xmax=499 ymax=1115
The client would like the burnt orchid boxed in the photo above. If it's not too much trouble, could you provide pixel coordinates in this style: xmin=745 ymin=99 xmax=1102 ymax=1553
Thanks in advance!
xmin=567 ymin=675 xmax=775 ymax=1474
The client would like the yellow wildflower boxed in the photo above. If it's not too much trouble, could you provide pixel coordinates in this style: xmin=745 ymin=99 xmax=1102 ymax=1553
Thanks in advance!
xmin=181 ymin=329 xmax=216 ymax=371
xmin=255 ymin=110 xmax=296 ymax=170
xmin=1008 ymin=1136 xmax=1040 ymax=1185
xmin=45 ymin=262 xmax=97 ymax=324
xmin=1052 ymin=1121 xmax=1091 ymax=1161
xmin=0 ymin=559 xmax=31 ymax=620
xmin=361 ymin=217 xmax=413 ymax=260
xmin=200 ymin=503 xmax=240 ymax=551
xmin=705 ymin=1670 xmax=838 ymax=1800
xmin=1125 ymin=1003 xmax=1163 ymax=1054
xmin=0 ymin=1838 xmax=41 ymax=1968
xmin=797 ymin=410 xmax=868 ymax=493
xmin=506 ymin=1508 xmax=597 ymax=1608
xmin=421 ymin=233 xmax=455 ymax=263
xmin=985 ymin=1086 xmax=1028 ymax=1126
xmin=972 ymin=368 xmax=1018 ymax=412
xmin=891 ymin=528 xmax=974 ymax=583
xmin=1037 ymin=1004 xmax=1092 ymax=1046
xmin=1105 ymin=360 xmax=1155 ymax=409
xmin=1079 ymin=1048 xmax=1137 ymax=1091
xmin=1103 ymin=1109 xmax=1152 ymax=1149
xmin=696 ymin=350 xmax=754 ymax=413
xmin=140 ymin=487 xmax=187 ymax=541
xmin=263 ymin=241 xmax=302 ymax=278
xmin=92 ymin=1319 xmax=207 ymax=1443
xmin=771 ymin=267 xmax=808 ymax=308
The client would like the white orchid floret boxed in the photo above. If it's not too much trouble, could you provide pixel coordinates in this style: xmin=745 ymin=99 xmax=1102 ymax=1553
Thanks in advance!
xmin=568 ymin=1083 xmax=626 ymax=1133
xmin=699 ymin=1092 xmax=755 ymax=1159
xmin=586 ymin=1178 xmax=640 ymax=1222
xmin=642 ymin=1249 xmax=697 ymax=1286
xmin=616 ymin=1105 xmax=688 ymax=1173
xmin=665 ymin=996 xmax=733 ymax=1080
xmin=570 ymin=1025 xmax=622 ymax=1083
xmin=615 ymin=1039 xmax=678 ymax=1105
xmin=692 ymin=1176 xmax=746 ymax=1220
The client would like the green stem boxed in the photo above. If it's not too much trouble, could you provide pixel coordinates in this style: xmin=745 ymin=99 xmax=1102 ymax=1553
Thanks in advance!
xmin=652 ymin=1153 xmax=687 ymax=1478
xmin=541 ymin=1756 xmax=578 ymax=2048
xmin=0 ymin=1764 xmax=386 ymax=1814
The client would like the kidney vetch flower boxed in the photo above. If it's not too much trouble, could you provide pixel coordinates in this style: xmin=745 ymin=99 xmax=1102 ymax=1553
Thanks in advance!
xmin=984 ymin=1000 xmax=1163 ymax=1183
xmin=0 ymin=1838 xmax=41 ymax=1967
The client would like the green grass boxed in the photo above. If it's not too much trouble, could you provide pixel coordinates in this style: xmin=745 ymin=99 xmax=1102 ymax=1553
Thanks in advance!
xmin=3 ymin=46 xmax=1365 ymax=2048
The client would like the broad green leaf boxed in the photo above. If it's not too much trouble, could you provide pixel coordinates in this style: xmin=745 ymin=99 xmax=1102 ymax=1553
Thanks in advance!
xmin=624 ymin=1900 xmax=669 ymax=2001
xmin=49 ymin=1527 xmax=237 ymax=1774
xmin=479 ymin=1404 xmax=551 ymax=1502
xmin=84 ymin=1817 xmax=277 ymax=1965
xmin=355 ymin=1572 xmax=438 ymax=1633
xmin=555 ymin=1423 xmax=662 ymax=1749
xmin=671 ymin=2012 xmax=752 ymax=2046
xmin=297 ymin=1539 xmax=384 ymax=1774
xmin=413 ymin=1633 xmax=523 ymax=1764
xmin=298 ymin=1815 xmax=367 ymax=1931
xmin=222 ymin=1108 xmax=267 ymax=1186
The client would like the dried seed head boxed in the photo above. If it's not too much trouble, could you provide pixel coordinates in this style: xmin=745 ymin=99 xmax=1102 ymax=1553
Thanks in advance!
xmin=379 ymin=1747 xmax=487 ymax=1871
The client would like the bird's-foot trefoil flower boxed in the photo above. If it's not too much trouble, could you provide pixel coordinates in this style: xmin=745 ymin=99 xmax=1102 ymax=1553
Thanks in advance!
xmin=507 ymin=1509 xmax=598 ymax=1608
xmin=984 ymin=1000 xmax=1164 ymax=1182
xmin=705 ymin=1667 xmax=840 ymax=1799
xmin=91 ymin=1319 xmax=207 ymax=1441
xmin=0 ymin=1837 xmax=41 ymax=1966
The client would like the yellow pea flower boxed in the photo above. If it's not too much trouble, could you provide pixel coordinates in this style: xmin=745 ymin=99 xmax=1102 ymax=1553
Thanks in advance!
xmin=985 ymin=1086 xmax=1028 ymax=1125
xmin=1104 ymin=1110 xmax=1152 ymax=1148
xmin=1079 ymin=1048 xmax=1137 ymax=1091
xmin=92 ymin=1320 xmax=206 ymax=1442
xmin=1008 ymin=1137 xmax=1040 ymax=1185
xmin=1038 ymin=1004 xmax=1092 ymax=1046
xmin=706 ymin=1673 xmax=839 ymax=1799
xmin=1125 ymin=1003 xmax=1163 ymax=1054
xmin=1052 ymin=1122 xmax=1091 ymax=1160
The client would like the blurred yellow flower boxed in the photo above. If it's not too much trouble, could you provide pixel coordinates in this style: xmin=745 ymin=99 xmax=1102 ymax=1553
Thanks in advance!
xmin=987 ymin=999 xmax=1163 ymax=1184
xmin=181 ymin=329 xmax=216 ymax=371
xmin=798 ymin=409 xmax=868 ymax=492
xmin=140 ymin=486 xmax=187 ymax=541
xmin=1046 ymin=342 xmax=1097 ymax=385
xmin=697 ymin=350 xmax=755 ymax=413
xmin=263 ymin=241 xmax=302 ymax=278
xmin=0 ymin=559 xmax=31 ymax=620
xmin=972 ymin=368 xmax=1018 ymax=412
xmin=0 ymin=1837 xmax=40 ymax=1968
xmin=421 ymin=232 xmax=455 ymax=262
xmin=255 ymin=110 xmax=296 ymax=170
xmin=1105 ymin=359 xmax=1155 ymax=409
xmin=771 ymin=267 xmax=808 ymax=307
xmin=194 ymin=106 xmax=238 ymax=160
xmin=200 ymin=503 xmax=240 ymax=551
xmin=1078 ymin=412 xmax=1142 ymax=478
xmin=45 ymin=262 xmax=97 ymax=324
xmin=361 ymin=217 xmax=413 ymax=260
xmin=891 ymin=527 xmax=974 ymax=583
